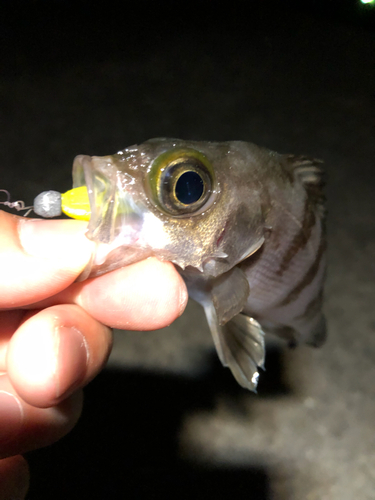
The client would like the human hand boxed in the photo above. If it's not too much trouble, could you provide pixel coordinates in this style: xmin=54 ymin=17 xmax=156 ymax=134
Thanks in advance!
xmin=0 ymin=210 xmax=188 ymax=499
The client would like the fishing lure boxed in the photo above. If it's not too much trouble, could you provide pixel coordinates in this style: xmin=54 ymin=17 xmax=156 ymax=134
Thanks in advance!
xmin=1 ymin=138 xmax=326 ymax=391
xmin=0 ymin=187 xmax=90 ymax=220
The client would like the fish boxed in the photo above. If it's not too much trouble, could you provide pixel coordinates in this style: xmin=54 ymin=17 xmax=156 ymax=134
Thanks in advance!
xmin=70 ymin=138 xmax=326 ymax=391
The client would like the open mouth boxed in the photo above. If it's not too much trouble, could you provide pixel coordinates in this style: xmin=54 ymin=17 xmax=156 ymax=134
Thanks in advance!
xmin=72 ymin=154 xmax=151 ymax=279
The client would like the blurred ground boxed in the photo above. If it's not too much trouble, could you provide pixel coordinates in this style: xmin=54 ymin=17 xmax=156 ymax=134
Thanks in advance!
xmin=0 ymin=1 xmax=374 ymax=499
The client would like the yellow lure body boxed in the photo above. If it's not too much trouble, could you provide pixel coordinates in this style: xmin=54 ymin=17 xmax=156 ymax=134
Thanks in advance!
xmin=61 ymin=186 xmax=91 ymax=221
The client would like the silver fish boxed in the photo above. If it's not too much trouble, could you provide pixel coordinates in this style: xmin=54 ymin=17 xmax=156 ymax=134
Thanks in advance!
xmin=73 ymin=138 xmax=326 ymax=391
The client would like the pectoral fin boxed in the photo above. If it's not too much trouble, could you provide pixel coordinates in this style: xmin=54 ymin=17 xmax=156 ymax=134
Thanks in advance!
xmin=183 ymin=265 xmax=264 ymax=390
xmin=204 ymin=266 xmax=264 ymax=390
xmin=210 ymin=266 xmax=250 ymax=325
xmin=204 ymin=305 xmax=265 ymax=391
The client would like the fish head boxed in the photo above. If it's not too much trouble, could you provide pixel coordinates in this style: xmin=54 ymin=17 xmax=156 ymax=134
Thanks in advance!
xmin=73 ymin=138 xmax=265 ymax=279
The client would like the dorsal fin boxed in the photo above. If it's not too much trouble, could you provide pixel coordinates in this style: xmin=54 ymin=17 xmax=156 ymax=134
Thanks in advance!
xmin=283 ymin=155 xmax=326 ymax=218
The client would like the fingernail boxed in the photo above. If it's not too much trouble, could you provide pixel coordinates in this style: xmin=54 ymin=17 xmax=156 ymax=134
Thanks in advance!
xmin=56 ymin=327 xmax=88 ymax=400
xmin=18 ymin=218 xmax=93 ymax=265
xmin=0 ymin=391 xmax=23 ymax=445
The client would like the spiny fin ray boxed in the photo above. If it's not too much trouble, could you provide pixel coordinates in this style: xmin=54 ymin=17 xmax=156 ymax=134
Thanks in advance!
xmin=284 ymin=155 xmax=326 ymax=218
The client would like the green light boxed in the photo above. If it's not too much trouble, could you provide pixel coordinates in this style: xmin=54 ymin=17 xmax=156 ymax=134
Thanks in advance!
xmin=361 ymin=0 xmax=374 ymax=4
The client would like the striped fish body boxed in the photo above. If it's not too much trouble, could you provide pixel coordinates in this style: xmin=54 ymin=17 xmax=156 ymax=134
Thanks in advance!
xmin=72 ymin=139 xmax=326 ymax=391
xmin=179 ymin=146 xmax=326 ymax=390
xmin=241 ymin=154 xmax=326 ymax=348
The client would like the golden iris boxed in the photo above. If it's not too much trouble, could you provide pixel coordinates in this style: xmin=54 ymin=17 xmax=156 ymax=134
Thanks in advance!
xmin=148 ymin=148 xmax=215 ymax=216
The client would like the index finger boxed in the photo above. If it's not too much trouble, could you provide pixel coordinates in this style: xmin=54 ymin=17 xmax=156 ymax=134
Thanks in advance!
xmin=0 ymin=211 xmax=189 ymax=330
xmin=0 ymin=211 xmax=94 ymax=308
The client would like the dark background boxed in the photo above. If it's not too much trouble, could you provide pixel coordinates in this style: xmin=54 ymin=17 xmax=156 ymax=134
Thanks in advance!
xmin=0 ymin=1 xmax=374 ymax=499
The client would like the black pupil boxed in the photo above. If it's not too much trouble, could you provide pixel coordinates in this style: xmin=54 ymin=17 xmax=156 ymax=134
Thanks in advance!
xmin=175 ymin=171 xmax=204 ymax=204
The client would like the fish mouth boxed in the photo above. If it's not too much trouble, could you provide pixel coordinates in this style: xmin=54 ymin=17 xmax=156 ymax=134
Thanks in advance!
xmin=72 ymin=154 xmax=152 ymax=279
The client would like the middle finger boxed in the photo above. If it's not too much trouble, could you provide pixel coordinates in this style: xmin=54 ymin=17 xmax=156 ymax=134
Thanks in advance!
xmin=6 ymin=304 xmax=112 ymax=408
xmin=25 ymin=257 xmax=188 ymax=331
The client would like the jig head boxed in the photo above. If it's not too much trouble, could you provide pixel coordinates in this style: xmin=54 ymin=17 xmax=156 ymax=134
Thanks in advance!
xmin=0 ymin=187 xmax=91 ymax=220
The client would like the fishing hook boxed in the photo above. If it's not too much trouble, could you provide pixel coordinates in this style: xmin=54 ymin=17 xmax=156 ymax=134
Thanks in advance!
xmin=0 ymin=189 xmax=34 ymax=216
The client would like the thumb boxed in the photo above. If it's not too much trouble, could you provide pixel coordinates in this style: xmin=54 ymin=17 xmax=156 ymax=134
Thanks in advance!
xmin=0 ymin=211 xmax=94 ymax=308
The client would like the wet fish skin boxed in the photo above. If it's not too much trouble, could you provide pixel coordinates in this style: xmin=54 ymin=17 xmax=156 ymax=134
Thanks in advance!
xmin=74 ymin=138 xmax=326 ymax=391
xmin=240 ymin=153 xmax=326 ymax=349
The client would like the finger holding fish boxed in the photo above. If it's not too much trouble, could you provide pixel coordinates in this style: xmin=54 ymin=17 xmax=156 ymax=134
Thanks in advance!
xmin=26 ymin=258 xmax=188 ymax=331
xmin=0 ymin=372 xmax=83 ymax=460
xmin=0 ymin=305 xmax=108 ymax=458
xmin=5 ymin=304 xmax=112 ymax=408
xmin=0 ymin=209 xmax=188 ymax=467
xmin=0 ymin=209 xmax=188 ymax=330
xmin=0 ymin=211 xmax=94 ymax=308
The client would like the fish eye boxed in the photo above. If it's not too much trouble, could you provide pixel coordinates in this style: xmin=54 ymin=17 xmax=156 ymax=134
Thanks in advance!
xmin=148 ymin=148 xmax=215 ymax=216
xmin=175 ymin=171 xmax=204 ymax=204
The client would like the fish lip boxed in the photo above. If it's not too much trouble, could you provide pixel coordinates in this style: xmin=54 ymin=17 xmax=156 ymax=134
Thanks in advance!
xmin=73 ymin=154 xmax=157 ymax=280
xmin=72 ymin=154 xmax=100 ymax=226
xmin=73 ymin=153 xmax=145 ymax=241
